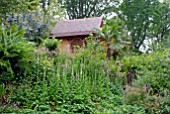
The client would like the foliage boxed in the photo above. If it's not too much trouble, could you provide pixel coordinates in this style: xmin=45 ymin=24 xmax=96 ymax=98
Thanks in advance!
xmin=119 ymin=0 xmax=170 ymax=52
xmin=0 ymin=84 xmax=5 ymax=98
xmin=2 ymin=0 xmax=65 ymax=45
xmin=16 ymin=11 xmax=51 ymax=45
xmin=58 ymin=0 xmax=120 ymax=19
xmin=122 ymin=50 xmax=170 ymax=93
xmin=1 ymin=37 xmax=170 ymax=113
xmin=94 ymin=18 xmax=131 ymax=59
xmin=44 ymin=38 xmax=60 ymax=51
xmin=0 ymin=1 xmax=170 ymax=113
xmin=0 ymin=25 xmax=34 ymax=82
xmin=16 ymin=4 xmax=64 ymax=45
xmin=0 ymin=0 xmax=39 ymax=22
xmin=40 ymin=0 xmax=66 ymax=21
xmin=158 ymin=36 xmax=170 ymax=50
xmin=0 ymin=39 xmax=142 ymax=113
xmin=95 ymin=17 xmax=129 ymax=47
xmin=121 ymin=49 xmax=170 ymax=113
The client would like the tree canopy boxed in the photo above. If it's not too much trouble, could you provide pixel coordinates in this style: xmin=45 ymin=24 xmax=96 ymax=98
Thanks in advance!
xmin=58 ymin=0 xmax=119 ymax=19
xmin=0 ymin=0 xmax=39 ymax=21
xmin=118 ymin=0 xmax=170 ymax=52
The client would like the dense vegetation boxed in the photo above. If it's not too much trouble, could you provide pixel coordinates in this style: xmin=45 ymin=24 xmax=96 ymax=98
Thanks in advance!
xmin=0 ymin=0 xmax=170 ymax=113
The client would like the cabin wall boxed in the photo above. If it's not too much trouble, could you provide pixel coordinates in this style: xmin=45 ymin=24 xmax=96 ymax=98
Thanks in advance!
xmin=59 ymin=39 xmax=73 ymax=55
xmin=58 ymin=36 xmax=86 ymax=54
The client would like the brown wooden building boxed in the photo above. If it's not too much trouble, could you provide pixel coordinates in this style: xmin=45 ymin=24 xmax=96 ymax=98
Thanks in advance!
xmin=50 ymin=17 xmax=103 ymax=54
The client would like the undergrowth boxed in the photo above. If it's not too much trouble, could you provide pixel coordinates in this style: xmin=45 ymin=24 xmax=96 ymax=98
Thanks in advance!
xmin=0 ymin=26 xmax=169 ymax=113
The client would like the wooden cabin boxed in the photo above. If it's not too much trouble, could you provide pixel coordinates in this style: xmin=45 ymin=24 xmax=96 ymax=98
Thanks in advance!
xmin=50 ymin=17 xmax=103 ymax=54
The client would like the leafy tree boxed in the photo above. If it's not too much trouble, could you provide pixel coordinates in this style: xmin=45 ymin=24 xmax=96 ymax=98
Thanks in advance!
xmin=0 ymin=0 xmax=39 ymax=22
xmin=0 ymin=0 xmax=26 ymax=21
xmin=58 ymin=0 xmax=119 ymax=19
xmin=41 ymin=0 xmax=66 ymax=22
xmin=94 ymin=18 xmax=130 ymax=59
xmin=15 ymin=0 xmax=65 ymax=45
xmin=1 ymin=0 xmax=65 ymax=45
xmin=118 ymin=0 xmax=170 ymax=52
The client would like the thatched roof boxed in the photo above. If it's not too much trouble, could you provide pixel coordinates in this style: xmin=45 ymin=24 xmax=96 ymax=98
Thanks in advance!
xmin=50 ymin=17 xmax=103 ymax=38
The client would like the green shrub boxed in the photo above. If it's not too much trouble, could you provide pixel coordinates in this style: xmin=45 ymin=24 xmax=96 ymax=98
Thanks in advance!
xmin=122 ymin=50 xmax=170 ymax=93
xmin=44 ymin=38 xmax=59 ymax=51
xmin=17 ymin=11 xmax=51 ymax=45
xmin=0 ymin=24 xmax=34 ymax=82
xmin=0 ymin=83 xmax=5 ymax=101
xmin=122 ymin=49 xmax=170 ymax=113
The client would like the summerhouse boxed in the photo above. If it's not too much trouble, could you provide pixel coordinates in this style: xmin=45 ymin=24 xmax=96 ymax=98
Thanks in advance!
xmin=50 ymin=17 xmax=103 ymax=54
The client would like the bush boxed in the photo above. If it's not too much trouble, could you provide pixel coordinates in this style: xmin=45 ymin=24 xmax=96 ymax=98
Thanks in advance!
xmin=44 ymin=38 xmax=59 ymax=51
xmin=0 ymin=24 xmax=34 ymax=82
xmin=122 ymin=50 xmax=170 ymax=93
xmin=122 ymin=49 xmax=170 ymax=113
xmin=17 ymin=12 xmax=51 ymax=45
